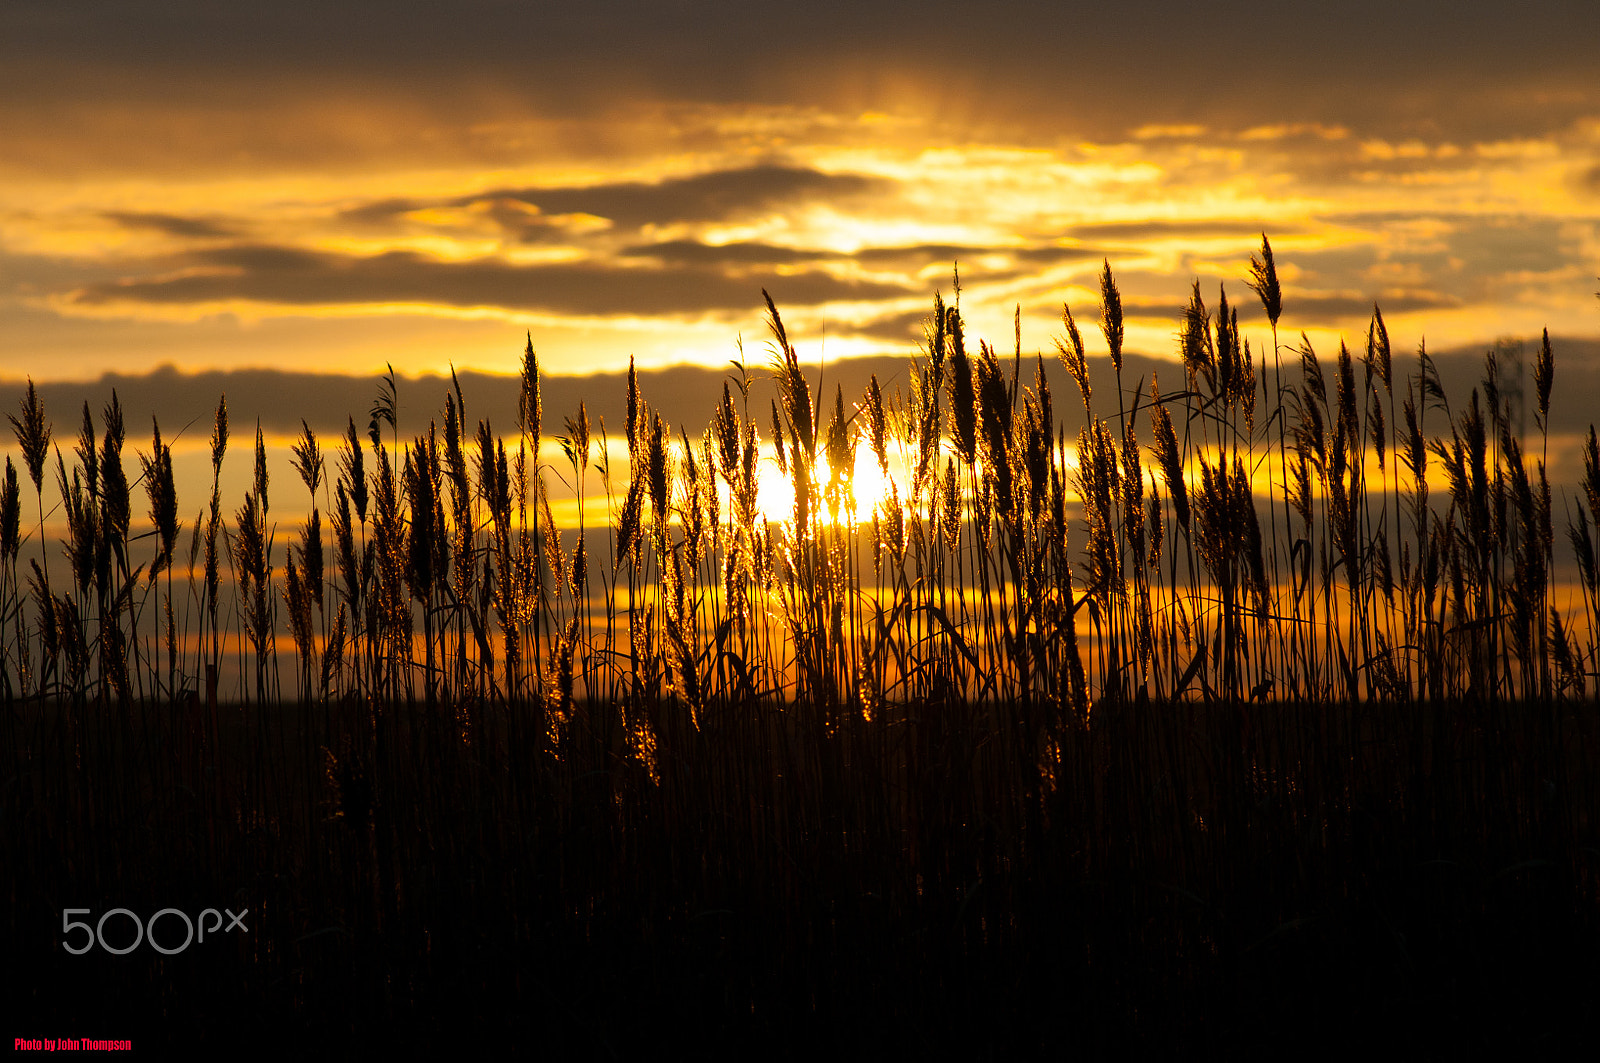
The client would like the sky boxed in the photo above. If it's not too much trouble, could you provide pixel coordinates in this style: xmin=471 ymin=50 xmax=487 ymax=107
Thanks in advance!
xmin=2 ymin=1 xmax=1598 ymax=428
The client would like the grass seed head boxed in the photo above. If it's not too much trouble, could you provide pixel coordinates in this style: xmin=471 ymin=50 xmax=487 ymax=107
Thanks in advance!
xmin=1151 ymin=381 xmax=1189 ymax=532
xmin=1181 ymin=283 xmax=1214 ymax=395
xmin=76 ymin=403 xmax=99 ymax=503
xmin=9 ymin=379 xmax=49 ymax=495
xmin=292 ymin=421 xmax=324 ymax=497
xmin=946 ymin=306 xmax=977 ymax=466
xmin=1536 ymin=329 xmax=1553 ymax=433
xmin=627 ymin=355 xmax=641 ymax=465
xmin=211 ymin=395 xmax=229 ymax=473
xmin=1100 ymin=261 xmax=1124 ymax=374
xmin=521 ymin=335 xmax=542 ymax=442
xmin=0 ymin=458 xmax=18 ymax=561
xmin=1248 ymin=233 xmax=1282 ymax=328
xmin=1056 ymin=302 xmax=1092 ymax=413
xmin=1368 ymin=305 xmax=1392 ymax=396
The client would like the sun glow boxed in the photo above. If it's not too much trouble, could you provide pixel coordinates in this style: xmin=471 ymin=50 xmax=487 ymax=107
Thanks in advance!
xmin=751 ymin=442 xmax=903 ymax=527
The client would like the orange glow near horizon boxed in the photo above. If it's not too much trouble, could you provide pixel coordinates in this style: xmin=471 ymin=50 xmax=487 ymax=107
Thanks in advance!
xmin=3 ymin=107 xmax=1597 ymax=385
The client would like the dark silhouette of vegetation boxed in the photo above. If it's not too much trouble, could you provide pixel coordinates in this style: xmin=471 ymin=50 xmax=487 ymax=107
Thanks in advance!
xmin=5 ymin=239 xmax=1598 ymax=1055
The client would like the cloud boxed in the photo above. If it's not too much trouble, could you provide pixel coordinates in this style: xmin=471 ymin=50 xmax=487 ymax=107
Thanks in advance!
xmin=1069 ymin=221 xmax=1283 ymax=242
xmin=191 ymin=244 xmax=327 ymax=272
xmin=1444 ymin=217 xmax=1572 ymax=276
xmin=342 ymin=165 xmax=891 ymax=236
xmin=1009 ymin=246 xmax=1114 ymax=265
xmin=854 ymin=308 xmax=932 ymax=343
xmin=103 ymin=211 xmax=237 ymax=239
xmin=5 ymin=2 xmax=1597 ymax=180
xmin=852 ymin=244 xmax=988 ymax=267
xmin=64 ymin=245 xmax=915 ymax=317
xmin=850 ymin=244 xmax=1103 ymax=269
xmin=620 ymin=240 xmax=836 ymax=266
xmin=1285 ymin=292 xmax=1461 ymax=319
xmin=0 ymin=355 xmax=925 ymax=449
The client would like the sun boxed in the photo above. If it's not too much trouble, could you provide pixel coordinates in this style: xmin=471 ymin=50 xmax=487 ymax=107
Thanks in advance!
xmin=750 ymin=441 xmax=903 ymax=527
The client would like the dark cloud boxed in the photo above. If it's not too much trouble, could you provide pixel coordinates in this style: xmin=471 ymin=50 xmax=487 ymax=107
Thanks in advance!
xmin=852 ymin=244 xmax=986 ymax=267
xmin=192 ymin=244 xmax=327 ymax=272
xmin=5 ymin=1 xmax=1596 ymax=177
xmin=103 ymin=211 xmax=237 ymax=239
xmin=66 ymin=245 xmax=914 ymax=317
xmin=0 ymin=355 xmax=922 ymax=450
xmin=474 ymin=165 xmax=887 ymax=228
xmin=342 ymin=165 xmax=890 ymax=235
xmin=620 ymin=240 xmax=836 ymax=266
xmin=1286 ymin=292 xmax=1461 ymax=319
xmin=340 ymin=197 xmax=576 ymax=244
xmin=1010 ymin=246 xmax=1113 ymax=265
xmin=1444 ymin=217 xmax=1571 ymax=276
xmin=0 ymin=249 xmax=124 ymax=295
xmin=1069 ymin=221 xmax=1280 ymax=242
xmin=849 ymin=244 xmax=1102 ymax=269
xmin=854 ymin=308 xmax=931 ymax=343
xmin=1290 ymin=147 xmax=1495 ymax=188
xmin=339 ymin=198 xmax=420 ymax=227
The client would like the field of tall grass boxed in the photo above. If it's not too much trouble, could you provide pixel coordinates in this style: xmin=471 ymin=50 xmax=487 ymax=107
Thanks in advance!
xmin=7 ymin=238 xmax=1598 ymax=1055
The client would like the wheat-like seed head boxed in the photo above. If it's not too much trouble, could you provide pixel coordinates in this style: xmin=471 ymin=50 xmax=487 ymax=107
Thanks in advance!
xmin=292 ymin=421 xmax=324 ymax=497
xmin=1569 ymin=505 xmax=1596 ymax=595
xmin=8 ymin=379 xmax=49 ymax=495
xmin=770 ymin=400 xmax=788 ymax=477
xmin=739 ymin=422 xmax=759 ymax=528
xmin=1299 ymin=336 xmax=1326 ymax=409
xmin=647 ymin=415 xmax=670 ymax=537
xmin=100 ymin=406 xmax=130 ymax=549
xmin=1215 ymin=285 xmax=1238 ymax=404
xmin=1368 ymin=305 xmax=1392 ymax=397
xmin=1121 ymin=419 xmax=1145 ymax=562
xmin=941 ymin=457 xmax=961 ymax=555
xmin=865 ymin=374 xmax=888 ymax=476
xmin=615 ymin=477 xmax=643 ymax=571
xmin=1536 ymin=329 xmax=1554 ymax=433
xmin=715 ymin=380 xmax=740 ymax=481
xmin=76 ymin=403 xmax=99 ymax=503
xmin=1056 ymin=302 xmax=1091 ymax=413
xmin=1234 ymin=455 xmax=1268 ymax=616
xmin=975 ymin=342 xmax=1013 ymax=520
xmin=1147 ymin=486 xmax=1164 ymax=568
xmin=947 ymin=305 xmax=977 ymax=466
xmin=321 ymin=602 xmax=347 ymax=695
xmin=1582 ymin=426 xmax=1600 ymax=530
xmin=521 ymin=334 xmax=541 ymax=443
xmin=444 ymin=393 xmax=471 ymax=520
xmin=626 ymin=355 xmax=641 ymax=468
xmin=1369 ymin=390 xmax=1387 ymax=472
xmin=0 ymin=458 xmax=19 ymax=562
xmin=334 ymin=481 xmax=359 ymax=611
xmin=1248 ymin=234 xmax=1283 ymax=328
xmin=1150 ymin=378 xmax=1189 ymax=532
xmin=1181 ymin=283 xmax=1214 ymax=395
xmin=141 ymin=418 xmax=180 ymax=576
xmin=1100 ymin=261 xmax=1124 ymax=374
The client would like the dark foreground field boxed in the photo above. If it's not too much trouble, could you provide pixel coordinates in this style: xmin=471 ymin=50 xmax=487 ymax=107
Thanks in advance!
xmin=7 ymin=248 xmax=1600 ymax=1056
xmin=7 ymin=689 xmax=1597 ymax=1059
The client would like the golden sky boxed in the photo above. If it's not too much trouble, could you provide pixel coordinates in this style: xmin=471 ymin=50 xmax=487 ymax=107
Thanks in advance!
xmin=2 ymin=1 xmax=1598 ymax=390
